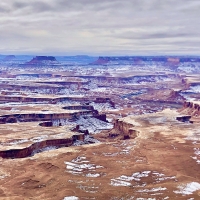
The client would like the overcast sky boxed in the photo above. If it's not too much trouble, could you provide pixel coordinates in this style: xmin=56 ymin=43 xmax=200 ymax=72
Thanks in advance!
xmin=0 ymin=0 xmax=200 ymax=56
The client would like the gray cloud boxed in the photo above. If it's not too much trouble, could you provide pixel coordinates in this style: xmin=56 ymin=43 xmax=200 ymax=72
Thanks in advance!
xmin=12 ymin=1 xmax=53 ymax=13
xmin=0 ymin=0 xmax=200 ymax=55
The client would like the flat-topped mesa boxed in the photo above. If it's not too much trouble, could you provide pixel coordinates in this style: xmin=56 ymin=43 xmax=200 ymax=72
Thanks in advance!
xmin=2 ymin=55 xmax=16 ymax=61
xmin=35 ymin=56 xmax=56 ymax=61
xmin=22 ymin=56 xmax=60 ymax=67
xmin=91 ymin=56 xmax=200 ymax=65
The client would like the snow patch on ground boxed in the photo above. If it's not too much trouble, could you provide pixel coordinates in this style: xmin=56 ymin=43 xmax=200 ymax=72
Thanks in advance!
xmin=137 ymin=187 xmax=167 ymax=192
xmin=103 ymin=141 xmax=136 ymax=157
xmin=76 ymin=184 xmax=99 ymax=193
xmin=31 ymin=146 xmax=57 ymax=156
xmin=185 ymin=132 xmax=200 ymax=141
xmin=86 ymin=173 xmax=100 ymax=178
xmin=90 ymin=87 xmax=107 ymax=92
xmin=5 ymin=139 xmax=29 ymax=145
xmin=186 ymin=85 xmax=200 ymax=93
xmin=63 ymin=197 xmax=79 ymax=200
xmin=89 ymin=102 xmax=115 ymax=112
xmin=111 ymin=171 xmax=176 ymax=187
xmin=179 ymin=93 xmax=196 ymax=101
xmin=31 ymin=135 xmax=48 ymax=142
xmin=44 ymin=116 xmax=113 ymax=134
xmin=76 ymin=116 xmax=113 ymax=134
xmin=68 ymin=179 xmax=100 ymax=194
xmin=111 ymin=171 xmax=150 ymax=187
xmin=52 ymin=118 xmax=75 ymax=126
xmin=191 ymin=148 xmax=200 ymax=164
xmin=0 ymin=173 xmax=10 ymax=179
xmin=136 ymin=198 xmax=156 ymax=200
xmin=73 ymin=135 xmax=100 ymax=146
xmin=174 ymin=182 xmax=200 ymax=195
xmin=178 ymin=64 xmax=199 ymax=73
xmin=65 ymin=156 xmax=103 ymax=177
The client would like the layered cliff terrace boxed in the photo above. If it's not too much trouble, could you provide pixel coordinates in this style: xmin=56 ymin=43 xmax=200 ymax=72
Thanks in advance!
xmin=0 ymin=103 xmax=108 ymax=158
xmin=0 ymin=121 xmax=80 ymax=152
xmin=111 ymin=108 xmax=200 ymax=142
xmin=0 ymin=103 xmax=95 ymax=124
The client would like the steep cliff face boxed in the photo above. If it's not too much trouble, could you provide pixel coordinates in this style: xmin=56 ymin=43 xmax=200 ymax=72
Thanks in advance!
xmin=0 ymin=133 xmax=85 ymax=159
xmin=93 ymin=114 xmax=107 ymax=122
xmin=39 ymin=121 xmax=53 ymax=127
xmin=176 ymin=116 xmax=192 ymax=123
xmin=94 ymin=98 xmax=115 ymax=108
xmin=114 ymin=119 xmax=139 ymax=139
xmin=63 ymin=105 xmax=95 ymax=111
xmin=0 ymin=138 xmax=73 ymax=159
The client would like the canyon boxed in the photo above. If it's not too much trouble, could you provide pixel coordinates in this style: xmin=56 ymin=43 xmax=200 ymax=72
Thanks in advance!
xmin=0 ymin=55 xmax=199 ymax=199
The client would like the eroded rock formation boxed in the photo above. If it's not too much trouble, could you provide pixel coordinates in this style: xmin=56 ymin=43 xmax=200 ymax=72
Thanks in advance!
xmin=0 ymin=138 xmax=74 ymax=159
xmin=113 ymin=119 xmax=139 ymax=139
xmin=181 ymin=101 xmax=200 ymax=116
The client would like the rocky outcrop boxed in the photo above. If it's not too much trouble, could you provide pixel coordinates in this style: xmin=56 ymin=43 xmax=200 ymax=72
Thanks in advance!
xmin=63 ymin=105 xmax=95 ymax=111
xmin=0 ymin=138 xmax=73 ymax=159
xmin=182 ymin=101 xmax=200 ymax=114
xmin=93 ymin=114 xmax=107 ymax=122
xmin=113 ymin=119 xmax=139 ymax=140
xmin=176 ymin=116 xmax=191 ymax=123
xmin=39 ymin=121 xmax=54 ymax=127
xmin=183 ymin=101 xmax=200 ymax=111
xmin=179 ymin=101 xmax=200 ymax=123
xmin=72 ymin=125 xmax=89 ymax=135
xmin=0 ymin=132 xmax=85 ymax=159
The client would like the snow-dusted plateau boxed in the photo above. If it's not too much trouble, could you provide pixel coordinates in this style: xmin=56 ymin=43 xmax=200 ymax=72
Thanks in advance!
xmin=0 ymin=55 xmax=200 ymax=199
